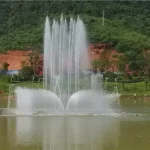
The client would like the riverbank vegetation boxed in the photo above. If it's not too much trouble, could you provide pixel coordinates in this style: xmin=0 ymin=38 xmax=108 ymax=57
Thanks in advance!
xmin=1 ymin=74 xmax=150 ymax=96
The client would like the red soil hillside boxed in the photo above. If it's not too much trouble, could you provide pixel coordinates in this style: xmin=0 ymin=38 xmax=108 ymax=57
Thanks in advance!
xmin=0 ymin=50 xmax=32 ymax=70
xmin=89 ymin=44 xmax=121 ymax=71
xmin=0 ymin=45 xmax=121 ymax=71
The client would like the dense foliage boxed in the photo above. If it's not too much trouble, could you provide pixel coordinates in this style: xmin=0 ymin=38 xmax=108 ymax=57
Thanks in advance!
xmin=0 ymin=1 xmax=150 ymax=53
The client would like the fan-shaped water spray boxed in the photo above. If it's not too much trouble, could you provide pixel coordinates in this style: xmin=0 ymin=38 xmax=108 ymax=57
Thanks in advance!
xmin=66 ymin=90 xmax=117 ymax=113
xmin=16 ymin=87 xmax=64 ymax=114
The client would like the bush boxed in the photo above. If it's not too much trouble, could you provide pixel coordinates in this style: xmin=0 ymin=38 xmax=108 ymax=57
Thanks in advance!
xmin=138 ymin=71 xmax=144 ymax=76
xmin=11 ymin=74 xmax=24 ymax=82
xmin=136 ymin=76 xmax=143 ymax=80
xmin=116 ymin=76 xmax=124 ymax=81
xmin=20 ymin=66 xmax=34 ymax=81
xmin=125 ymin=73 xmax=132 ymax=79
xmin=103 ymin=71 xmax=117 ymax=82
xmin=132 ymin=72 xmax=138 ymax=77
xmin=32 ymin=75 xmax=42 ymax=81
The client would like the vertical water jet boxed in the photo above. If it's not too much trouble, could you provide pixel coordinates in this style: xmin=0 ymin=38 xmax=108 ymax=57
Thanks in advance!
xmin=43 ymin=15 xmax=89 ymax=105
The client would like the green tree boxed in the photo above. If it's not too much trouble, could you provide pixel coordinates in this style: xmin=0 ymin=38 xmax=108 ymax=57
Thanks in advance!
xmin=20 ymin=66 xmax=34 ymax=80
xmin=1 ymin=62 xmax=9 ymax=74
xmin=21 ymin=61 xmax=28 ymax=68
xmin=137 ymin=51 xmax=150 ymax=77
xmin=91 ymin=59 xmax=99 ymax=74
xmin=29 ymin=51 xmax=40 ymax=75
xmin=0 ymin=1 xmax=150 ymax=52
xmin=116 ymin=54 xmax=127 ymax=73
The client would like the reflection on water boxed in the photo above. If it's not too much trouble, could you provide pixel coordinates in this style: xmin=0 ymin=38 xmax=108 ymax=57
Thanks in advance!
xmin=0 ymin=116 xmax=150 ymax=150
xmin=2 ymin=116 xmax=119 ymax=150
xmin=42 ymin=117 xmax=66 ymax=150
xmin=66 ymin=117 xmax=119 ymax=150
xmin=16 ymin=117 xmax=42 ymax=145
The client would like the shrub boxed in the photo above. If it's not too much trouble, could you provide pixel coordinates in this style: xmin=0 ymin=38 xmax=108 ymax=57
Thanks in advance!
xmin=20 ymin=66 xmax=34 ymax=81
xmin=103 ymin=71 xmax=117 ymax=82
xmin=32 ymin=75 xmax=41 ymax=81
xmin=116 ymin=76 xmax=123 ymax=81
xmin=124 ymin=73 xmax=132 ymax=79
xmin=11 ymin=74 xmax=24 ymax=82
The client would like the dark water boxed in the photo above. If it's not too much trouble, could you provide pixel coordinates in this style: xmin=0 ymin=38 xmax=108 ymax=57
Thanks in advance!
xmin=0 ymin=98 xmax=150 ymax=150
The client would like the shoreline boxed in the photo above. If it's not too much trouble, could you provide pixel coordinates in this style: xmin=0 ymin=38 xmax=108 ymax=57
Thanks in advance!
xmin=120 ymin=95 xmax=150 ymax=100
xmin=1 ymin=94 xmax=150 ymax=100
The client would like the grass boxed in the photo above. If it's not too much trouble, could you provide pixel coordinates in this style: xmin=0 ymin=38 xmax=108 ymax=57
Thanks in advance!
xmin=15 ymin=81 xmax=43 ymax=89
xmin=1 ymin=79 xmax=150 ymax=108
xmin=105 ymin=81 xmax=150 ymax=96
xmin=1 ymin=80 xmax=150 ymax=97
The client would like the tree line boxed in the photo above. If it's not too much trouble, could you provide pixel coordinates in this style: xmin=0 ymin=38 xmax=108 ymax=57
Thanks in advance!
xmin=0 ymin=1 xmax=149 ymax=51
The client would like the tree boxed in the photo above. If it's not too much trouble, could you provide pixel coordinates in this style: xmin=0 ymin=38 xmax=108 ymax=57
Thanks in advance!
xmin=97 ymin=59 xmax=108 ymax=72
xmin=117 ymin=54 xmax=128 ymax=73
xmin=20 ymin=66 xmax=34 ymax=80
xmin=137 ymin=51 xmax=150 ymax=77
xmin=29 ymin=51 xmax=43 ymax=75
xmin=91 ymin=59 xmax=99 ymax=74
xmin=1 ymin=62 xmax=9 ymax=74
xmin=21 ymin=60 xmax=28 ymax=68
xmin=0 ymin=1 xmax=150 ymax=52
xmin=97 ymin=44 xmax=113 ymax=72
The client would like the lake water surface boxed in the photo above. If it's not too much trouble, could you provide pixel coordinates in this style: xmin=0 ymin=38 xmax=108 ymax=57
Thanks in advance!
xmin=0 ymin=99 xmax=150 ymax=150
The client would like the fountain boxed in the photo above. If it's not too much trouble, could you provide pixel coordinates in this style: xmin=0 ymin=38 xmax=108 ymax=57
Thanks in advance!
xmin=16 ymin=87 xmax=64 ymax=114
xmin=7 ymin=15 xmax=118 ymax=115
xmin=43 ymin=15 xmax=89 ymax=104
xmin=66 ymin=90 xmax=116 ymax=113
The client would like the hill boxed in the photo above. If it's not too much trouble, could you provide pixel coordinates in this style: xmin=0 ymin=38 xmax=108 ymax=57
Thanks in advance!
xmin=0 ymin=1 xmax=150 ymax=54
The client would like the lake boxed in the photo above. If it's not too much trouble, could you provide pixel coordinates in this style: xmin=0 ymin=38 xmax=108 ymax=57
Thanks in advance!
xmin=0 ymin=98 xmax=150 ymax=150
